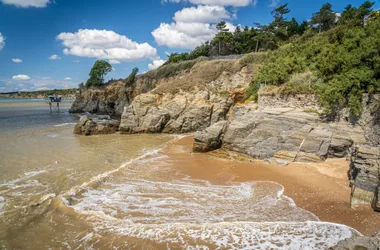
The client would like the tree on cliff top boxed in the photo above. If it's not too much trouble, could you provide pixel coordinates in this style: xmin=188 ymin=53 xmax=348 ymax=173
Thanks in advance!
xmin=86 ymin=60 xmax=112 ymax=87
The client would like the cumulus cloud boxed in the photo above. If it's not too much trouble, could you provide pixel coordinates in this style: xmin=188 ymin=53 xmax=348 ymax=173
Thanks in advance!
xmin=148 ymin=59 xmax=166 ymax=70
xmin=12 ymin=74 xmax=31 ymax=80
xmin=12 ymin=58 xmax=22 ymax=63
xmin=163 ymin=0 xmax=252 ymax=7
xmin=109 ymin=59 xmax=121 ymax=64
xmin=0 ymin=33 xmax=5 ymax=51
xmin=152 ymin=5 xmax=236 ymax=49
xmin=49 ymin=54 xmax=61 ymax=60
xmin=64 ymin=77 xmax=72 ymax=80
xmin=0 ymin=0 xmax=50 ymax=8
xmin=174 ymin=5 xmax=230 ymax=23
xmin=56 ymin=29 xmax=158 ymax=62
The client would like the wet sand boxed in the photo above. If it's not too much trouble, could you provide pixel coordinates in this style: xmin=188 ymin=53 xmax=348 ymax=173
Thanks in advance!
xmin=170 ymin=136 xmax=380 ymax=236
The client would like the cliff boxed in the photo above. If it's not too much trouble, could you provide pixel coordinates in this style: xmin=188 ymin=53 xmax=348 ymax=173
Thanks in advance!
xmin=119 ymin=59 xmax=256 ymax=133
xmin=69 ymin=76 xmax=157 ymax=117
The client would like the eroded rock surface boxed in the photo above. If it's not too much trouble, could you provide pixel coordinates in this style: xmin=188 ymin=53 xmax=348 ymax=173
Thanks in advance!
xmin=74 ymin=114 xmax=120 ymax=136
xmin=195 ymin=106 xmax=365 ymax=164
xmin=349 ymin=145 xmax=380 ymax=210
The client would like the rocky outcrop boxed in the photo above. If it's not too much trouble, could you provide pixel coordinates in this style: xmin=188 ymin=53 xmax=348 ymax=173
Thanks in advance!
xmin=74 ymin=114 xmax=120 ymax=136
xmin=360 ymin=94 xmax=380 ymax=146
xmin=119 ymin=59 xmax=255 ymax=134
xmin=119 ymin=90 xmax=233 ymax=134
xmin=70 ymin=77 xmax=157 ymax=117
xmin=330 ymin=232 xmax=380 ymax=250
xmin=349 ymin=145 xmax=380 ymax=210
xmin=193 ymin=121 xmax=227 ymax=152
xmin=195 ymin=106 xmax=367 ymax=165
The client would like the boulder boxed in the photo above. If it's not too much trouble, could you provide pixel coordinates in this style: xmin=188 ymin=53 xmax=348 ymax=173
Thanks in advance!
xmin=74 ymin=114 xmax=120 ymax=136
xmin=193 ymin=121 xmax=227 ymax=152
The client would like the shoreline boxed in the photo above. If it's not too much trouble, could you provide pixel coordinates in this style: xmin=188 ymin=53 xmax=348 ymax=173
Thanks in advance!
xmin=168 ymin=136 xmax=380 ymax=236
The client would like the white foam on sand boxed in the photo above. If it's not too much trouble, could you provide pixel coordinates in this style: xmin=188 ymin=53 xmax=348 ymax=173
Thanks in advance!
xmin=91 ymin=221 xmax=360 ymax=249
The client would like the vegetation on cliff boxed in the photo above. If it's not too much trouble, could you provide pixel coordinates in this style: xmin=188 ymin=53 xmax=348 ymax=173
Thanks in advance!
xmin=160 ymin=1 xmax=379 ymax=116
xmin=86 ymin=60 xmax=113 ymax=87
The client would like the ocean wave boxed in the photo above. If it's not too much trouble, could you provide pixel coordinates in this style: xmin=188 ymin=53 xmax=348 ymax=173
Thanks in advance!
xmin=0 ymin=170 xmax=48 ymax=187
xmin=54 ymin=123 xmax=77 ymax=127
xmin=61 ymin=135 xmax=184 ymax=200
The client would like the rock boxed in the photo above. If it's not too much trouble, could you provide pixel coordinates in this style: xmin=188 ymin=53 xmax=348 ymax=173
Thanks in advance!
xmin=330 ymin=232 xmax=380 ymax=250
xmin=193 ymin=121 xmax=227 ymax=152
xmin=349 ymin=145 xmax=380 ymax=210
xmin=373 ymin=185 xmax=380 ymax=212
xmin=74 ymin=114 xmax=120 ymax=136
xmin=120 ymin=91 xmax=231 ymax=134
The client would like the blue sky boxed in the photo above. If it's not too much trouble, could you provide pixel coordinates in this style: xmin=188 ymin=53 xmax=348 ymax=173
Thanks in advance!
xmin=0 ymin=0 xmax=378 ymax=92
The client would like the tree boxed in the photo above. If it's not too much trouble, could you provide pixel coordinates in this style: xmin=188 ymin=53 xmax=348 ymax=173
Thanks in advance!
xmin=311 ymin=3 xmax=336 ymax=32
xmin=125 ymin=67 xmax=139 ymax=86
xmin=216 ymin=21 xmax=230 ymax=55
xmin=339 ymin=1 xmax=374 ymax=26
xmin=270 ymin=4 xmax=291 ymax=41
xmin=86 ymin=60 xmax=112 ymax=87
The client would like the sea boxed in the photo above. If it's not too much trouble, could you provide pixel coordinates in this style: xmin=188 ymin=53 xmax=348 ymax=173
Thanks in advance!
xmin=0 ymin=98 xmax=361 ymax=249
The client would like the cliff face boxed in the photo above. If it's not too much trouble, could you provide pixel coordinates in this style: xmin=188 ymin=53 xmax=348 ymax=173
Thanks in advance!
xmin=69 ymin=76 xmax=157 ymax=117
xmin=119 ymin=59 xmax=256 ymax=133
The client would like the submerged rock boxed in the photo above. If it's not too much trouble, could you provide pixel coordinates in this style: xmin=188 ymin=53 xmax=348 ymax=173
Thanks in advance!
xmin=74 ymin=114 xmax=120 ymax=136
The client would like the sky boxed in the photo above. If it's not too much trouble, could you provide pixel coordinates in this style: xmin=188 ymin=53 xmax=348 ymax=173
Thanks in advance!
xmin=0 ymin=0 xmax=378 ymax=92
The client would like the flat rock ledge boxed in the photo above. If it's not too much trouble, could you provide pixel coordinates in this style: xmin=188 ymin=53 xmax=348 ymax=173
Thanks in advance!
xmin=74 ymin=114 xmax=120 ymax=136
xmin=349 ymin=145 xmax=380 ymax=211
xmin=194 ymin=106 xmax=365 ymax=166
xmin=330 ymin=232 xmax=380 ymax=250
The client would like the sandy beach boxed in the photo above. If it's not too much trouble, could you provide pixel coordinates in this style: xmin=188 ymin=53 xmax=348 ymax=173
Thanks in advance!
xmin=167 ymin=136 xmax=380 ymax=236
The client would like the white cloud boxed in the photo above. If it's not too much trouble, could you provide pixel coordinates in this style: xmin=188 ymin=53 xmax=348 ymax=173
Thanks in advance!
xmin=269 ymin=0 xmax=279 ymax=7
xmin=0 ymin=0 xmax=50 ymax=8
xmin=152 ymin=22 xmax=216 ymax=49
xmin=174 ymin=5 xmax=230 ymax=23
xmin=56 ymin=29 xmax=158 ymax=62
xmin=152 ymin=4 xmax=236 ymax=49
xmin=148 ymin=59 xmax=166 ymax=70
xmin=109 ymin=59 xmax=121 ymax=64
xmin=0 ymin=33 xmax=5 ymax=51
xmin=49 ymin=54 xmax=61 ymax=60
xmin=163 ymin=0 xmax=252 ymax=7
xmin=12 ymin=74 xmax=31 ymax=80
xmin=64 ymin=77 xmax=72 ymax=80
xmin=73 ymin=60 xmax=80 ymax=63
xmin=253 ymin=0 xmax=258 ymax=6
xmin=12 ymin=58 xmax=22 ymax=63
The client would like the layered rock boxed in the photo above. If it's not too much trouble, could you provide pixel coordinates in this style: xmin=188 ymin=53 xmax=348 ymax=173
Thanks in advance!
xmin=195 ymin=106 xmax=366 ymax=165
xmin=119 ymin=59 xmax=255 ymax=134
xmin=119 ymin=91 xmax=232 ymax=134
xmin=349 ymin=145 xmax=380 ymax=210
xmin=70 ymin=76 xmax=157 ymax=117
xmin=74 ymin=114 xmax=120 ymax=136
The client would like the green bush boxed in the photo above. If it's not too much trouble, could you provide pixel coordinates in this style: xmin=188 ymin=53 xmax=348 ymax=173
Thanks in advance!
xmin=246 ymin=19 xmax=380 ymax=116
